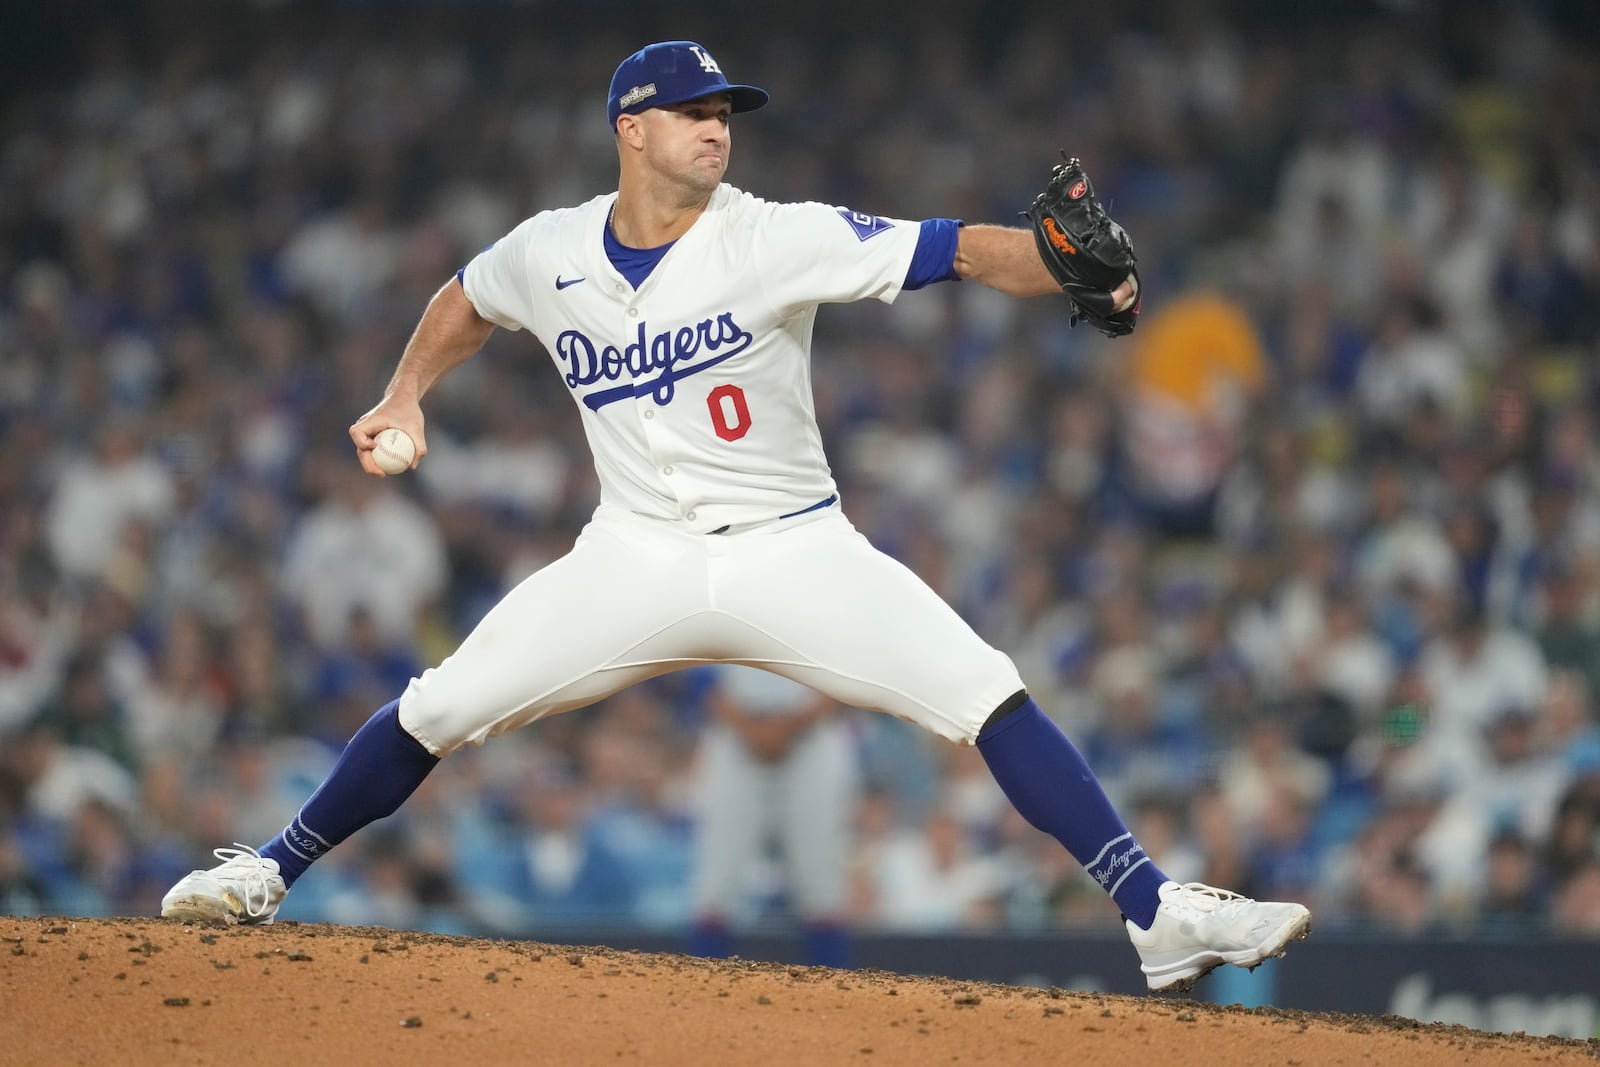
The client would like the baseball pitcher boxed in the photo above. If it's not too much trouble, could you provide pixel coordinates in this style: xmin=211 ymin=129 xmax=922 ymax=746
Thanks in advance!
xmin=162 ymin=40 xmax=1309 ymax=993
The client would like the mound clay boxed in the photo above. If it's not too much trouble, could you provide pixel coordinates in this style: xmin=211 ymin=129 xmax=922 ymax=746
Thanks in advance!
xmin=3 ymin=916 xmax=1596 ymax=1065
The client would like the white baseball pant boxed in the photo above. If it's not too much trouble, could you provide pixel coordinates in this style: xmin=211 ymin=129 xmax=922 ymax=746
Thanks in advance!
xmin=397 ymin=503 xmax=1024 ymax=754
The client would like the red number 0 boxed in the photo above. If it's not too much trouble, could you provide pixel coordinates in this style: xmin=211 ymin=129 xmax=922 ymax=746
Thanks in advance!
xmin=707 ymin=384 xmax=753 ymax=442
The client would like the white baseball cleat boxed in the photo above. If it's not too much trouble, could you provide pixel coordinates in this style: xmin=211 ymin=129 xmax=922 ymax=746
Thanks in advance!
xmin=1125 ymin=881 xmax=1311 ymax=994
xmin=161 ymin=844 xmax=287 ymax=925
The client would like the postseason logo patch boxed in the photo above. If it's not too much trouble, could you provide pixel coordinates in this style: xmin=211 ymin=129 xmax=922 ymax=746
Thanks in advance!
xmin=837 ymin=208 xmax=893 ymax=241
xmin=618 ymin=82 xmax=657 ymax=109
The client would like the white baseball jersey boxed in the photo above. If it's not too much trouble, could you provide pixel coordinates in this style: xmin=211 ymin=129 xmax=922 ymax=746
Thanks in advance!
xmin=398 ymin=184 xmax=1023 ymax=757
xmin=461 ymin=184 xmax=920 ymax=532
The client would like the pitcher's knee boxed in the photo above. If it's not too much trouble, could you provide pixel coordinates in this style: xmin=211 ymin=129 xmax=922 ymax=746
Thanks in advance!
xmin=946 ymin=663 xmax=1028 ymax=742
xmin=397 ymin=685 xmax=474 ymax=756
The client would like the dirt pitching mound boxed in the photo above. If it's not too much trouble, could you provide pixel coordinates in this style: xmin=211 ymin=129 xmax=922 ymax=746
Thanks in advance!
xmin=3 ymin=916 xmax=1595 ymax=1065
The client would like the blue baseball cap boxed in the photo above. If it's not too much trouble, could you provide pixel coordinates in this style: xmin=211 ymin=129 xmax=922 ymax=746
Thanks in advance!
xmin=606 ymin=41 xmax=769 ymax=129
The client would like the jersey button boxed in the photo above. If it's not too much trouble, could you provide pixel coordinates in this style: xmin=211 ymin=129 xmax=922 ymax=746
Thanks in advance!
xmin=687 ymin=511 xmax=697 ymax=521
xmin=662 ymin=465 xmax=673 ymax=475
xmin=627 ymin=307 xmax=639 ymax=318
xmin=643 ymin=409 xmax=654 ymax=420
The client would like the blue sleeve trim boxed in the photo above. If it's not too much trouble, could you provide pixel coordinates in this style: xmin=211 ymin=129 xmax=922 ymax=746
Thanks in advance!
xmin=904 ymin=218 xmax=963 ymax=291
xmin=454 ymin=266 xmax=466 ymax=287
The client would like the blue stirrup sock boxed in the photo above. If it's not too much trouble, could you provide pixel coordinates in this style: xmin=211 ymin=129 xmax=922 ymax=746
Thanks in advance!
xmin=977 ymin=696 xmax=1168 ymax=929
xmin=259 ymin=699 xmax=440 ymax=887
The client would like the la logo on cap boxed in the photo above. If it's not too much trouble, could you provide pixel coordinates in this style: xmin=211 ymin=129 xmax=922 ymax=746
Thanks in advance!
xmin=688 ymin=46 xmax=722 ymax=74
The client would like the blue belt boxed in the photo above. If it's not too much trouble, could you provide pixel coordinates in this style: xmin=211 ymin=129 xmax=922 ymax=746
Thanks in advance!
xmin=709 ymin=493 xmax=837 ymax=535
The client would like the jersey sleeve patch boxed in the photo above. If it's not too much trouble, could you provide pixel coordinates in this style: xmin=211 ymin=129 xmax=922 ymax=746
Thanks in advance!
xmin=836 ymin=208 xmax=894 ymax=242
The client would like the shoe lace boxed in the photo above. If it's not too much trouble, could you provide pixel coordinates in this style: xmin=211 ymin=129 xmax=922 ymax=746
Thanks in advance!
xmin=212 ymin=843 xmax=276 ymax=919
xmin=1171 ymin=882 xmax=1249 ymax=913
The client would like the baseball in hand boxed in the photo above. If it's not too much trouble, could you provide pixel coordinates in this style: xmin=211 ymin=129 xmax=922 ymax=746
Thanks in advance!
xmin=372 ymin=427 xmax=417 ymax=474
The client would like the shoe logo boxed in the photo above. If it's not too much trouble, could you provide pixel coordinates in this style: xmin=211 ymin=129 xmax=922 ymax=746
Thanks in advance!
xmin=555 ymin=275 xmax=586 ymax=290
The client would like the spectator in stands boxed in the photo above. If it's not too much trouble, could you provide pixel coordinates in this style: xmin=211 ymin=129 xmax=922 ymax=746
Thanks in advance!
xmin=1479 ymin=829 xmax=1548 ymax=934
xmin=1418 ymin=593 xmax=1548 ymax=749
xmin=686 ymin=667 xmax=860 ymax=967
xmin=3 ymin=715 xmax=142 ymax=899
xmin=1550 ymin=858 xmax=1600 ymax=935
xmin=1113 ymin=291 xmax=1267 ymax=537
xmin=124 ymin=610 xmax=226 ymax=772
xmin=1356 ymin=297 xmax=1473 ymax=434
xmin=493 ymin=766 xmax=636 ymax=930
xmin=1530 ymin=571 xmax=1600 ymax=706
xmin=1545 ymin=779 xmax=1600 ymax=887
xmin=1412 ymin=701 xmax=1569 ymax=913
xmin=36 ymin=649 xmax=137 ymax=773
xmin=867 ymin=806 xmax=1009 ymax=932
xmin=43 ymin=418 xmax=177 ymax=585
xmin=279 ymin=450 xmax=447 ymax=650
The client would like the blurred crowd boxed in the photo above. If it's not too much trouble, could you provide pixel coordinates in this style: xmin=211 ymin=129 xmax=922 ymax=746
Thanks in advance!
xmin=3 ymin=0 xmax=1600 ymax=942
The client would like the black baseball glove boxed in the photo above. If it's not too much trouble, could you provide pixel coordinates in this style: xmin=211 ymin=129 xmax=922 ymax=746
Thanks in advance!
xmin=1025 ymin=154 xmax=1141 ymax=338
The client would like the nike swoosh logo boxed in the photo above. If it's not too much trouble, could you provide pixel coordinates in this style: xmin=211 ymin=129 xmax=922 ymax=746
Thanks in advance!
xmin=555 ymin=275 xmax=586 ymax=290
